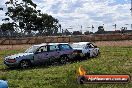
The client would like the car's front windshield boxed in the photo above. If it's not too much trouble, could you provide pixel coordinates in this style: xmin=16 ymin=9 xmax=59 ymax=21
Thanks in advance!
xmin=25 ymin=46 xmax=39 ymax=53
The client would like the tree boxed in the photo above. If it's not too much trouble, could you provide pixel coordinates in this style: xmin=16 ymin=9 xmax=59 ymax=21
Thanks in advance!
xmin=84 ymin=31 xmax=93 ymax=35
xmin=0 ymin=22 xmax=15 ymax=37
xmin=62 ymin=29 xmax=71 ymax=35
xmin=96 ymin=26 xmax=105 ymax=34
xmin=121 ymin=27 xmax=127 ymax=34
xmin=4 ymin=0 xmax=60 ymax=37
xmin=33 ymin=13 xmax=59 ymax=36
xmin=59 ymin=24 xmax=61 ymax=33
xmin=72 ymin=31 xmax=82 ymax=35
xmin=84 ymin=31 xmax=90 ymax=35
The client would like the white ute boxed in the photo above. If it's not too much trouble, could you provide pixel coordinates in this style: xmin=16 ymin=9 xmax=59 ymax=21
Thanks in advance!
xmin=70 ymin=42 xmax=100 ymax=58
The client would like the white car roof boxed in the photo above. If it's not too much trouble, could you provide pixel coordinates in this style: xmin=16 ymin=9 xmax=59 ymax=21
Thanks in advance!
xmin=33 ymin=43 xmax=69 ymax=47
xmin=71 ymin=42 xmax=91 ymax=45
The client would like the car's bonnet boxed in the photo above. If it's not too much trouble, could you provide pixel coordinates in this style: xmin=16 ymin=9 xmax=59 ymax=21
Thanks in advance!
xmin=5 ymin=53 xmax=33 ymax=59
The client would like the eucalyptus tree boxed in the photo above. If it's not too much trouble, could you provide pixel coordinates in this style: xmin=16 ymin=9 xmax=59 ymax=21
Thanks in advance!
xmin=0 ymin=22 xmax=14 ymax=37
xmin=4 ymin=0 xmax=60 ymax=37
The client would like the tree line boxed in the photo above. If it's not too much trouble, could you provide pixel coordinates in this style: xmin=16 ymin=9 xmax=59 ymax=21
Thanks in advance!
xmin=0 ymin=0 xmax=60 ymax=38
xmin=0 ymin=0 xmax=132 ymax=38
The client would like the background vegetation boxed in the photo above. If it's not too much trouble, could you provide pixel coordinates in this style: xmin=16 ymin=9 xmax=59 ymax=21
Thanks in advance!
xmin=0 ymin=0 xmax=132 ymax=38
xmin=0 ymin=0 xmax=60 ymax=37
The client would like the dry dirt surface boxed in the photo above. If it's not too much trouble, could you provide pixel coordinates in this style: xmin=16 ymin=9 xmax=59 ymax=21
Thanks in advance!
xmin=0 ymin=40 xmax=132 ymax=51
xmin=0 ymin=44 xmax=31 ymax=51
xmin=94 ymin=40 xmax=132 ymax=47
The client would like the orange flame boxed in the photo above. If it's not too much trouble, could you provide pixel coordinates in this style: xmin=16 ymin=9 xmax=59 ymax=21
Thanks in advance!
xmin=79 ymin=66 xmax=86 ymax=76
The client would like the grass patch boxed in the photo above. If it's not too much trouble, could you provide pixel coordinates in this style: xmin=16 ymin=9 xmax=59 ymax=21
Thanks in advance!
xmin=0 ymin=46 xmax=132 ymax=88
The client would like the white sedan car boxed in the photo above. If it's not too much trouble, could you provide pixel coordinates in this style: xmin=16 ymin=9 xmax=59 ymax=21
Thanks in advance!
xmin=70 ymin=42 xmax=100 ymax=58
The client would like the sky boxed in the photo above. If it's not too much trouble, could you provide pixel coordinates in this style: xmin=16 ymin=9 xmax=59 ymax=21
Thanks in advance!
xmin=0 ymin=0 xmax=132 ymax=32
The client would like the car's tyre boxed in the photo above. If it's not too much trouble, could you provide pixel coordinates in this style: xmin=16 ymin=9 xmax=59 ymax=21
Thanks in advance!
xmin=50 ymin=57 xmax=59 ymax=66
xmin=60 ymin=56 xmax=69 ymax=64
xmin=92 ymin=49 xmax=99 ymax=57
xmin=93 ymin=50 xmax=100 ymax=58
xmin=20 ymin=60 xmax=31 ymax=68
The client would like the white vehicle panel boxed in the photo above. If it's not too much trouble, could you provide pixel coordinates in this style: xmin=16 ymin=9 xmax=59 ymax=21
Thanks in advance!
xmin=70 ymin=42 xmax=99 ymax=57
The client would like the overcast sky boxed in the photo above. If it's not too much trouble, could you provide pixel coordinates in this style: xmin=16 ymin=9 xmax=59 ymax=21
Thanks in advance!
xmin=0 ymin=0 xmax=132 ymax=32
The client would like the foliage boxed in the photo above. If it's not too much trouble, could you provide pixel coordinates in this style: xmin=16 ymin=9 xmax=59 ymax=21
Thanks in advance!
xmin=72 ymin=31 xmax=82 ymax=35
xmin=1 ymin=23 xmax=14 ymax=32
xmin=63 ymin=29 xmax=72 ymax=35
xmin=84 ymin=31 xmax=94 ymax=35
xmin=0 ymin=22 xmax=15 ymax=37
xmin=96 ymin=26 xmax=105 ymax=34
xmin=1 ymin=0 xmax=60 ymax=36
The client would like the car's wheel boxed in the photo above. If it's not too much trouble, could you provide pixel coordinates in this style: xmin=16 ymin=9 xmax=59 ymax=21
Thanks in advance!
xmin=92 ymin=49 xmax=99 ymax=57
xmin=50 ymin=57 xmax=59 ymax=66
xmin=93 ymin=50 xmax=100 ymax=57
xmin=60 ymin=56 xmax=69 ymax=64
xmin=20 ymin=60 xmax=31 ymax=68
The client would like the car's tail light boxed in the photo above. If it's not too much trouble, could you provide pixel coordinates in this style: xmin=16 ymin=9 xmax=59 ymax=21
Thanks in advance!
xmin=6 ymin=59 xmax=16 ymax=63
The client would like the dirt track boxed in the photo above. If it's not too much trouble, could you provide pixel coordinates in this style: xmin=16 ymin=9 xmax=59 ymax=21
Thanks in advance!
xmin=94 ymin=40 xmax=132 ymax=47
xmin=0 ymin=40 xmax=132 ymax=51
xmin=0 ymin=44 xmax=31 ymax=51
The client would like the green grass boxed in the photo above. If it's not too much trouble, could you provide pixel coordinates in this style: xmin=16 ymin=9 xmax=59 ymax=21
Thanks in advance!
xmin=0 ymin=46 xmax=132 ymax=88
